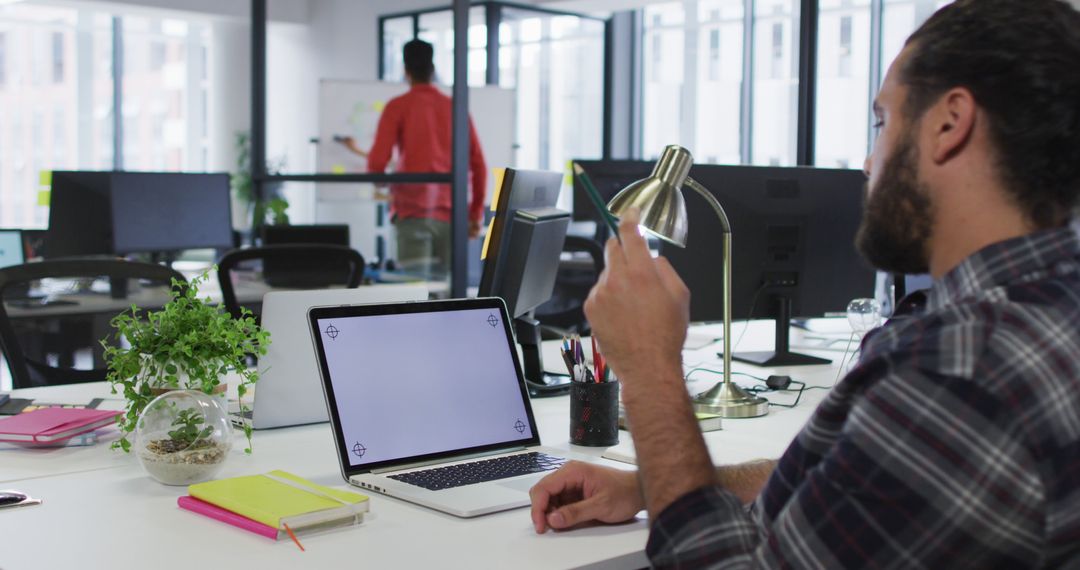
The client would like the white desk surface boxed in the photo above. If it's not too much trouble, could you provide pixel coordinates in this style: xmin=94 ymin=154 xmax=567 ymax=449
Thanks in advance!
xmin=0 ymin=320 xmax=854 ymax=569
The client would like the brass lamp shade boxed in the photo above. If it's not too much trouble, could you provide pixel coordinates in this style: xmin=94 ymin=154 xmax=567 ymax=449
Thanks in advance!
xmin=608 ymin=177 xmax=688 ymax=248
xmin=608 ymin=145 xmax=695 ymax=248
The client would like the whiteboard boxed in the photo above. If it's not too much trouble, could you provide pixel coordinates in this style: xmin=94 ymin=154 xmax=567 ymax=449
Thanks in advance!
xmin=315 ymin=80 xmax=516 ymax=264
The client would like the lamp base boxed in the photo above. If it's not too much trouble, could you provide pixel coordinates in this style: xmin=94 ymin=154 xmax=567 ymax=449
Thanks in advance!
xmin=692 ymin=381 xmax=769 ymax=418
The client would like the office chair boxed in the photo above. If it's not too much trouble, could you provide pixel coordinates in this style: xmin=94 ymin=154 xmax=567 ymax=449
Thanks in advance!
xmin=0 ymin=258 xmax=187 ymax=389
xmin=216 ymin=244 xmax=366 ymax=320
xmin=535 ymin=235 xmax=605 ymax=339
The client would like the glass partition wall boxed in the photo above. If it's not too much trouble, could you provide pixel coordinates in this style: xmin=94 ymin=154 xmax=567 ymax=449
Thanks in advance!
xmin=379 ymin=3 xmax=605 ymax=173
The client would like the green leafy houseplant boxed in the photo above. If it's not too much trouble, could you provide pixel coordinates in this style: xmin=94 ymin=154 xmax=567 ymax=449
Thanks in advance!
xmin=102 ymin=269 xmax=269 ymax=453
xmin=166 ymin=408 xmax=214 ymax=450
xmin=231 ymin=130 xmax=290 ymax=231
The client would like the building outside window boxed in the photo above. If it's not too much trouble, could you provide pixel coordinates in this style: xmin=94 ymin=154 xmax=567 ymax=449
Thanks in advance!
xmin=0 ymin=32 xmax=7 ymax=86
xmin=752 ymin=0 xmax=799 ymax=166
xmin=641 ymin=3 xmax=686 ymax=159
xmin=0 ymin=4 xmax=211 ymax=229
xmin=499 ymin=9 xmax=604 ymax=171
xmin=121 ymin=16 xmax=209 ymax=172
xmin=50 ymin=30 xmax=62 ymax=83
xmin=814 ymin=0 xmax=871 ymax=170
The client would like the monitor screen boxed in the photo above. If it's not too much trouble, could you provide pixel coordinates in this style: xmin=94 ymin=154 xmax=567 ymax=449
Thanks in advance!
xmin=45 ymin=171 xmax=114 ymax=258
xmin=0 ymin=230 xmax=23 ymax=269
xmin=110 ymin=172 xmax=233 ymax=254
xmin=314 ymin=303 xmax=536 ymax=470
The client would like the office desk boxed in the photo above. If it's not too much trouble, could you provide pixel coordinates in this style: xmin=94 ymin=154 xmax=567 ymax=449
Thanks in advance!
xmin=0 ymin=321 xmax=853 ymax=569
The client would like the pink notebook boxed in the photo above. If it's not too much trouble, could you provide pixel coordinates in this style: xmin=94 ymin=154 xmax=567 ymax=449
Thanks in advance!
xmin=0 ymin=407 xmax=120 ymax=444
xmin=178 ymin=496 xmax=280 ymax=540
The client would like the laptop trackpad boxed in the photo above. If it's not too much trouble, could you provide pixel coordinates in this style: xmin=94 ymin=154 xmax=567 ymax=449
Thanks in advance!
xmin=497 ymin=474 xmax=543 ymax=493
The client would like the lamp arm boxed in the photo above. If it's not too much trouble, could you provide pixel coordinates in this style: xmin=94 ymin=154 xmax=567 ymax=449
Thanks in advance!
xmin=684 ymin=177 xmax=733 ymax=388
xmin=684 ymin=177 xmax=732 ymax=234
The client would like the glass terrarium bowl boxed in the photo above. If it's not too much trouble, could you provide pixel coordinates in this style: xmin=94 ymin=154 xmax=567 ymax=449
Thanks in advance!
xmin=134 ymin=390 xmax=232 ymax=485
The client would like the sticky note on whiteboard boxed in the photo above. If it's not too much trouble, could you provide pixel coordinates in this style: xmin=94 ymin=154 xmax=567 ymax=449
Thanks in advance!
xmin=373 ymin=101 xmax=386 ymax=112
xmin=331 ymin=164 xmax=346 ymax=174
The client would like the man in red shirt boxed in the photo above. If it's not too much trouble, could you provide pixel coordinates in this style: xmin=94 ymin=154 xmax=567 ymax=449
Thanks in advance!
xmin=340 ymin=39 xmax=487 ymax=280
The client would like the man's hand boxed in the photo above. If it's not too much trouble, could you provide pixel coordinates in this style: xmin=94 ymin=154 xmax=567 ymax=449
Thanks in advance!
xmin=469 ymin=220 xmax=482 ymax=239
xmin=529 ymin=461 xmax=643 ymax=534
xmin=584 ymin=208 xmax=690 ymax=393
xmin=336 ymin=135 xmax=368 ymax=158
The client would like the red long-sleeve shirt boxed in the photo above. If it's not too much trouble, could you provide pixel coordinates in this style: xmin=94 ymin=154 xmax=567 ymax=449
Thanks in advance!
xmin=367 ymin=84 xmax=487 ymax=224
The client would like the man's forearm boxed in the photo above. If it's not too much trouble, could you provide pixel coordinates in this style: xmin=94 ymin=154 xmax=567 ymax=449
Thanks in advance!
xmin=622 ymin=363 xmax=717 ymax=518
xmin=716 ymin=459 xmax=776 ymax=504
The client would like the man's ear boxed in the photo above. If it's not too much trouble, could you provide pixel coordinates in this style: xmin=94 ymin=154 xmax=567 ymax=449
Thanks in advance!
xmin=928 ymin=87 xmax=977 ymax=164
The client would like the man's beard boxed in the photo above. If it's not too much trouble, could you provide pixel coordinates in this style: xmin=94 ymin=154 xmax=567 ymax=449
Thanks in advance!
xmin=855 ymin=133 xmax=933 ymax=275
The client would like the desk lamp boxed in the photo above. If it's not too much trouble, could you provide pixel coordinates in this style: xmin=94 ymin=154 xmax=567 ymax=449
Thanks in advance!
xmin=606 ymin=145 xmax=768 ymax=418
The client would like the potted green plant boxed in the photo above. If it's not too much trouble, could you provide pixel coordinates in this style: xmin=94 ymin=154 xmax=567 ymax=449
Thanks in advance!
xmin=231 ymin=130 xmax=290 ymax=233
xmin=102 ymin=269 xmax=269 ymax=454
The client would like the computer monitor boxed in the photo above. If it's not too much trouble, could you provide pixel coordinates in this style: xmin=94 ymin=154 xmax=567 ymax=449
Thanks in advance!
xmin=46 ymin=171 xmax=234 ymax=260
xmin=571 ymin=160 xmax=654 ymax=228
xmin=479 ymin=169 xmax=571 ymax=395
xmin=260 ymin=224 xmax=353 ymax=288
xmin=45 ymin=171 xmax=114 ymax=259
xmin=0 ymin=229 xmax=24 ymax=269
xmin=657 ymin=164 xmax=876 ymax=367
xmin=261 ymin=224 xmax=350 ymax=247
xmin=110 ymin=172 xmax=233 ymax=255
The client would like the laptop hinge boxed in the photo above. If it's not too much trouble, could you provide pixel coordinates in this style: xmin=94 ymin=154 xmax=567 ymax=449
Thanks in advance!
xmin=369 ymin=446 xmax=530 ymax=475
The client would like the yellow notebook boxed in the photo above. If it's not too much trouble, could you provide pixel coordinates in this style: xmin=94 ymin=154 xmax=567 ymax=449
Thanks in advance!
xmin=189 ymin=470 xmax=369 ymax=532
xmin=618 ymin=408 xmax=722 ymax=433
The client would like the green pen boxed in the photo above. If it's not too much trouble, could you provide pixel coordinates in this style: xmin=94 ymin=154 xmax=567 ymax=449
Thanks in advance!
xmin=572 ymin=162 xmax=621 ymax=242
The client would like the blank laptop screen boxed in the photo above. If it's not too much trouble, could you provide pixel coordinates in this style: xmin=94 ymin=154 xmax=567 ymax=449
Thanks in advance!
xmin=315 ymin=306 xmax=537 ymax=468
xmin=0 ymin=230 xmax=23 ymax=268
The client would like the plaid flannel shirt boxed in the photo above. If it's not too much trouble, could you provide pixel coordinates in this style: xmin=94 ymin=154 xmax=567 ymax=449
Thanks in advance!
xmin=646 ymin=221 xmax=1080 ymax=569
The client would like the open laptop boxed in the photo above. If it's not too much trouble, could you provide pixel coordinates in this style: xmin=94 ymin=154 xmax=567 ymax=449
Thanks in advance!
xmin=309 ymin=298 xmax=591 ymax=517
xmin=0 ymin=229 xmax=23 ymax=269
xmin=241 ymin=284 xmax=428 ymax=429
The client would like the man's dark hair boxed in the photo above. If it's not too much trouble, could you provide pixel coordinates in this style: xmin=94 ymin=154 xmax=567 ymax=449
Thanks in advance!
xmin=403 ymin=39 xmax=435 ymax=84
xmin=902 ymin=0 xmax=1080 ymax=228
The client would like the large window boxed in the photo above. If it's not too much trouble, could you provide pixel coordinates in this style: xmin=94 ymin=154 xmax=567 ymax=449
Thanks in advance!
xmin=814 ymin=0 xmax=871 ymax=169
xmin=639 ymin=0 xmax=955 ymax=169
xmin=640 ymin=0 xmax=798 ymax=166
xmin=499 ymin=8 xmax=604 ymax=171
xmin=0 ymin=4 xmax=211 ymax=229
xmin=121 ymin=17 xmax=209 ymax=171
xmin=752 ymin=0 xmax=800 ymax=166
xmin=0 ymin=5 xmax=112 ymax=228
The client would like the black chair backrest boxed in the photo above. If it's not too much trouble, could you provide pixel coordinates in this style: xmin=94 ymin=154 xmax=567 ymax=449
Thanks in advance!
xmin=216 ymin=244 xmax=366 ymax=320
xmin=0 ymin=258 xmax=187 ymax=389
xmin=534 ymin=235 xmax=605 ymax=336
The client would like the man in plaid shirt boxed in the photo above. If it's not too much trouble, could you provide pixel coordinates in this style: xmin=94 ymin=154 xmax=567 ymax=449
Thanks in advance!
xmin=529 ymin=0 xmax=1080 ymax=567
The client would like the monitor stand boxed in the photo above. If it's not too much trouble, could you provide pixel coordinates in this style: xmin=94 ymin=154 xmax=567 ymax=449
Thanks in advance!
xmin=728 ymin=295 xmax=832 ymax=367
xmin=515 ymin=314 xmax=573 ymax=397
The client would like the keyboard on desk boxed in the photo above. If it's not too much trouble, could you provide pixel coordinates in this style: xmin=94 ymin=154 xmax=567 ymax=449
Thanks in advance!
xmin=388 ymin=452 xmax=567 ymax=491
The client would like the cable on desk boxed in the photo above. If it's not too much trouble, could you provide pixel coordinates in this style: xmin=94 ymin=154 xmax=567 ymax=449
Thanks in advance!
xmin=686 ymin=366 xmax=833 ymax=409
xmin=731 ymin=283 xmax=767 ymax=352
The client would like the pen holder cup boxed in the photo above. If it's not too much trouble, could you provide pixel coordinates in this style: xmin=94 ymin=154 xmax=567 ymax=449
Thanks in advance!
xmin=569 ymin=381 xmax=619 ymax=447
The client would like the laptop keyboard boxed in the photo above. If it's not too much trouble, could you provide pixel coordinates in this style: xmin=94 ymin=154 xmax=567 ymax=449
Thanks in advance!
xmin=388 ymin=452 xmax=567 ymax=491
